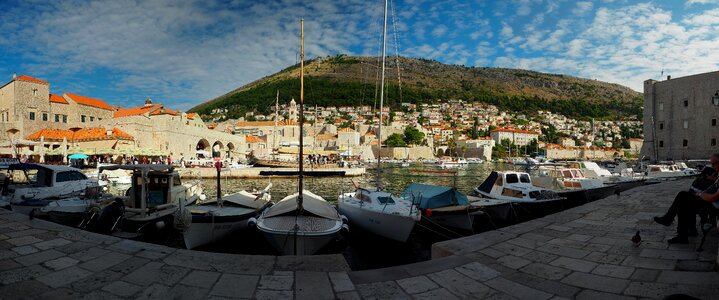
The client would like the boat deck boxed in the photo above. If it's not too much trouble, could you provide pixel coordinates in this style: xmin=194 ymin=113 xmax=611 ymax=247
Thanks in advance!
xmin=261 ymin=215 xmax=339 ymax=232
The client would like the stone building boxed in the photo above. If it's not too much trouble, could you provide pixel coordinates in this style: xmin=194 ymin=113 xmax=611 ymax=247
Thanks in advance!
xmin=490 ymin=128 xmax=539 ymax=146
xmin=641 ymin=71 xmax=719 ymax=161
xmin=0 ymin=74 xmax=245 ymax=160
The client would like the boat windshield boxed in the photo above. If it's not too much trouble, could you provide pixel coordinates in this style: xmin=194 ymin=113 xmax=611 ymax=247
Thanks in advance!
xmin=501 ymin=188 xmax=523 ymax=198
xmin=377 ymin=196 xmax=395 ymax=204
xmin=9 ymin=169 xmax=50 ymax=187
xmin=506 ymin=174 xmax=519 ymax=183
xmin=571 ymin=169 xmax=584 ymax=178
xmin=520 ymin=174 xmax=531 ymax=183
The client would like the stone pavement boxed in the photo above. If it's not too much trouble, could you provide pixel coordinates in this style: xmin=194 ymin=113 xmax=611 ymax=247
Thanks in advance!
xmin=0 ymin=179 xmax=717 ymax=299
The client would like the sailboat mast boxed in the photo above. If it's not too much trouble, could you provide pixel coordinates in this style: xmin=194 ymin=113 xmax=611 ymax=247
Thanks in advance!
xmin=298 ymin=19 xmax=305 ymax=211
xmin=274 ymin=90 xmax=279 ymax=151
xmin=376 ymin=0 xmax=388 ymax=187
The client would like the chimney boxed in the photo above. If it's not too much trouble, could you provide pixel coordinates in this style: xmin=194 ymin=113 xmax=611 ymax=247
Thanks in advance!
xmin=667 ymin=75 xmax=671 ymax=80
xmin=144 ymin=98 xmax=153 ymax=106
xmin=12 ymin=73 xmax=16 ymax=80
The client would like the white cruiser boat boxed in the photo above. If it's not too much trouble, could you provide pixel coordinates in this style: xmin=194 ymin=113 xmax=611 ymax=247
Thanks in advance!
xmin=183 ymin=184 xmax=272 ymax=249
xmin=439 ymin=157 xmax=467 ymax=168
xmin=565 ymin=161 xmax=646 ymax=192
xmin=2 ymin=164 xmax=99 ymax=215
xmin=254 ymin=190 xmax=345 ymax=255
xmin=338 ymin=187 xmax=420 ymax=242
xmin=533 ymin=167 xmax=617 ymax=203
xmin=644 ymin=163 xmax=696 ymax=182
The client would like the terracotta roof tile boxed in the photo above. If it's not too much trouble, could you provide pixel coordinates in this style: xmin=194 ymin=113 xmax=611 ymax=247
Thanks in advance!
xmin=65 ymin=93 xmax=113 ymax=110
xmin=16 ymin=75 xmax=49 ymax=85
xmin=26 ymin=127 xmax=133 ymax=142
xmin=49 ymin=94 xmax=68 ymax=104
xmin=245 ymin=135 xmax=265 ymax=143
xmin=150 ymin=107 xmax=177 ymax=116
xmin=187 ymin=113 xmax=197 ymax=119
xmin=114 ymin=104 xmax=161 ymax=118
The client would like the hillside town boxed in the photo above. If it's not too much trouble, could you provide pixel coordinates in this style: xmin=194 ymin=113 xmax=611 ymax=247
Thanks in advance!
xmin=209 ymin=98 xmax=643 ymax=161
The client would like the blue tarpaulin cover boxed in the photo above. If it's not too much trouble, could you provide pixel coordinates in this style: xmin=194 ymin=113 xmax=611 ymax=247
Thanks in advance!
xmin=401 ymin=183 xmax=469 ymax=209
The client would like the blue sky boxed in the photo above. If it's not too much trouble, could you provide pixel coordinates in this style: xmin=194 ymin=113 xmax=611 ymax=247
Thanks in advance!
xmin=1 ymin=0 xmax=718 ymax=111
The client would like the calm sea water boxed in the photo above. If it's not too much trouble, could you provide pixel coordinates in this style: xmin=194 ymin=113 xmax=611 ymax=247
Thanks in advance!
xmin=199 ymin=162 xmax=525 ymax=202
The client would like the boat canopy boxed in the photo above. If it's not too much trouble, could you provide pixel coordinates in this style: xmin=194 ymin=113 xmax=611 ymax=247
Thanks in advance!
xmin=476 ymin=171 xmax=499 ymax=194
xmin=264 ymin=189 xmax=338 ymax=219
xmin=401 ymin=183 xmax=469 ymax=209
xmin=99 ymin=164 xmax=173 ymax=173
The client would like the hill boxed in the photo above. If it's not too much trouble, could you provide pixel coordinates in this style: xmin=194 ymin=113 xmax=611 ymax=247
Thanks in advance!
xmin=189 ymin=55 xmax=643 ymax=120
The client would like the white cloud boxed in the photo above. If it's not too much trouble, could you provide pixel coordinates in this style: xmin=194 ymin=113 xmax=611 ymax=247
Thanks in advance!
xmin=572 ymin=1 xmax=593 ymax=15
xmin=500 ymin=22 xmax=514 ymax=39
xmin=686 ymin=0 xmax=713 ymax=5
xmin=432 ymin=25 xmax=448 ymax=37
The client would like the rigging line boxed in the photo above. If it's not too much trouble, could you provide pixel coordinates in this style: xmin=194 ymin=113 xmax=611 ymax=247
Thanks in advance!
xmin=390 ymin=0 xmax=403 ymax=104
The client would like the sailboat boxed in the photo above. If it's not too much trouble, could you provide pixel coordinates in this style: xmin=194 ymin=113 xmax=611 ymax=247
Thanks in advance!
xmin=337 ymin=0 xmax=420 ymax=243
xmin=253 ymin=20 xmax=346 ymax=255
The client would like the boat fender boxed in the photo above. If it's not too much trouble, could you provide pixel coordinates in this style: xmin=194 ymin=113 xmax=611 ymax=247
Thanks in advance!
xmin=341 ymin=224 xmax=350 ymax=235
xmin=155 ymin=221 xmax=166 ymax=230
xmin=247 ymin=217 xmax=257 ymax=228
xmin=424 ymin=208 xmax=433 ymax=217
xmin=199 ymin=194 xmax=207 ymax=201
xmin=340 ymin=215 xmax=349 ymax=224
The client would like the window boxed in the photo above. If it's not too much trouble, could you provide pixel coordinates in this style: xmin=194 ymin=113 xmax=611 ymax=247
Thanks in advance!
xmin=56 ymin=172 xmax=74 ymax=182
xmin=81 ymin=115 xmax=86 ymax=122
xmin=90 ymin=116 xmax=95 ymax=122
xmin=520 ymin=174 xmax=531 ymax=183
xmin=683 ymin=120 xmax=689 ymax=129
xmin=98 ymin=118 xmax=102 ymax=121
xmin=713 ymin=119 xmax=716 ymax=126
xmin=32 ymin=89 xmax=37 ymax=96
xmin=506 ymin=174 xmax=519 ymax=183
xmin=659 ymin=140 xmax=664 ymax=147
xmin=29 ymin=112 xmax=35 ymax=120
xmin=712 ymin=139 xmax=717 ymax=147
xmin=659 ymin=122 xmax=664 ymax=130
xmin=54 ymin=114 xmax=60 ymax=122
xmin=683 ymin=139 xmax=688 ymax=147
xmin=42 ymin=113 xmax=48 ymax=121
xmin=684 ymin=100 xmax=689 ymax=107
xmin=659 ymin=102 xmax=664 ymax=110
xmin=62 ymin=115 xmax=67 ymax=123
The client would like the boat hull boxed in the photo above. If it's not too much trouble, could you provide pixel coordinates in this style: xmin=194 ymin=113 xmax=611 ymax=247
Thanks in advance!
xmin=259 ymin=228 xmax=341 ymax=255
xmin=338 ymin=200 xmax=416 ymax=242
xmin=557 ymin=184 xmax=617 ymax=205
xmin=183 ymin=215 xmax=251 ymax=249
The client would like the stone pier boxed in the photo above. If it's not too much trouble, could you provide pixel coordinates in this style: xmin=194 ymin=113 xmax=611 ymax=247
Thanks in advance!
xmin=0 ymin=179 xmax=717 ymax=299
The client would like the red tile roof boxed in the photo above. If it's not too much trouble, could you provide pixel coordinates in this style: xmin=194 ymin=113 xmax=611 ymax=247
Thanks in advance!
xmin=149 ymin=107 xmax=177 ymax=116
xmin=113 ymin=104 xmax=162 ymax=118
xmin=65 ymin=93 xmax=113 ymax=110
xmin=16 ymin=75 xmax=49 ymax=85
xmin=26 ymin=127 xmax=133 ymax=142
xmin=245 ymin=135 xmax=265 ymax=143
xmin=186 ymin=113 xmax=197 ymax=119
xmin=490 ymin=127 xmax=539 ymax=135
xmin=49 ymin=94 xmax=68 ymax=104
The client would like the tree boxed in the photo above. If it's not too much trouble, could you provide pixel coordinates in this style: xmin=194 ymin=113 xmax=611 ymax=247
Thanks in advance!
xmin=403 ymin=126 xmax=425 ymax=145
xmin=385 ymin=133 xmax=407 ymax=147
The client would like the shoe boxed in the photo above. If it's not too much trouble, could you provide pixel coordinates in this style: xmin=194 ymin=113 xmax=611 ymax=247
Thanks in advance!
xmin=654 ymin=216 xmax=672 ymax=226
xmin=667 ymin=236 xmax=689 ymax=244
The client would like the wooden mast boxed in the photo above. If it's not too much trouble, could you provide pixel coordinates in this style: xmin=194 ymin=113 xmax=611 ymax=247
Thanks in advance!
xmin=298 ymin=19 xmax=305 ymax=213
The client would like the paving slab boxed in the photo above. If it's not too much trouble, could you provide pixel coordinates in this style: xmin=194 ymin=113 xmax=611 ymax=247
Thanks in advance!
xmin=295 ymin=271 xmax=334 ymax=300
xmin=210 ymin=274 xmax=259 ymax=299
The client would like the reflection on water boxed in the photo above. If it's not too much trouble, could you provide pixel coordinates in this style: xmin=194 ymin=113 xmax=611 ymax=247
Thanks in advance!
xmin=198 ymin=163 xmax=525 ymax=202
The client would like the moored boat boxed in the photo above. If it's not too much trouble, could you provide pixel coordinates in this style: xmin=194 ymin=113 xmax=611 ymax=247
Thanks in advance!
xmin=401 ymin=183 xmax=483 ymax=232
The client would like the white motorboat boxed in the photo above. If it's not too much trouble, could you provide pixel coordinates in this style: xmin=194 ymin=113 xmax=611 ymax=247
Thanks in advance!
xmin=466 ymin=158 xmax=484 ymax=164
xmin=644 ymin=163 xmax=696 ymax=182
xmin=84 ymin=164 xmax=204 ymax=238
xmin=3 ymin=163 xmax=99 ymax=215
xmin=533 ymin=167 xmax=617 ymax=203
xmin=474 ymin=171 xmax=563 ymax=203
xmin=253 ymin=20 xmax=345 ymax=255
xmin=439 ymin=157 xmax=467 ymax=168
xmin=338 ymin=187 xmax=420 ymax=242
xmin=182 ymin=184 xmax=272 ymax=249
xmin=565 ymin=161 xmax=646 ymax=192
xmin=254 ymin=190 xmax=344 ymax=255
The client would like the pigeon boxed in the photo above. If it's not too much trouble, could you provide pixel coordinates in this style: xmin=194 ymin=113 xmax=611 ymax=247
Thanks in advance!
xmin=631 ymin=231 xmax=641 ymax=247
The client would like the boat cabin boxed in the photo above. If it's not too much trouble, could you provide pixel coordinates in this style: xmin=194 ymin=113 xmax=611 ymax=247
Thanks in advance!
xmin=130 ymin=170 xmax=183 ymax=209
xmin=566 ymin=161 xmax=613 ymax=178
xmin=535 ymin=167 xmax=604 ymax=190
xmin=354 ymin=187 xmax=396 ymax=205
xmin=1 ymin=164 xmax=96 ymax=202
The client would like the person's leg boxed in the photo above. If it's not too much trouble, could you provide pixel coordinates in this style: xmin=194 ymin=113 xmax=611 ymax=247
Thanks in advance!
xmin=655 ymin=191 xmax=693 ymax=226
xmin=669 ymin=195 xmax=705 ymax=244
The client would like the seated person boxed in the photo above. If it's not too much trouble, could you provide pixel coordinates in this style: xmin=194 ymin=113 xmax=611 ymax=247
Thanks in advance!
xmin=654 ymin=154 xmax=719 ymax=244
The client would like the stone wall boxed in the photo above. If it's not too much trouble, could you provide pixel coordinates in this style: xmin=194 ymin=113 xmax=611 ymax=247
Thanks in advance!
xmin=373 ymin=146 xmax=435 ymax=160
xmin=547 ymin=147 xmax=622 ymax=160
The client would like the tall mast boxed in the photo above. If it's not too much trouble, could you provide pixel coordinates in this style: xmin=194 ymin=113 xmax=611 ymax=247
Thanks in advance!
xmin=274 ymin=90 xmax=279 ymax=152
xmin=376 ymin=0 xmax=388 ymax=188
xmin=298 ymin=19 xmax=305 ymax=212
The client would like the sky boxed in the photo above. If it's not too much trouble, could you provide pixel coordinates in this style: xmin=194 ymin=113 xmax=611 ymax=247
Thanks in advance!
xmin=1 ymin=0 xmax=718 ymax=111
